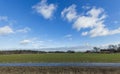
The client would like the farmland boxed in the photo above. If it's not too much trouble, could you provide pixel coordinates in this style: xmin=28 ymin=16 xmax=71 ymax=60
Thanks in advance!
xmin=0 ymin=53 xmax=120 ymax=63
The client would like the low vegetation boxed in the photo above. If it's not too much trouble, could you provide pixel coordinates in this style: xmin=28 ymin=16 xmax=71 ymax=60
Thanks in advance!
xmin=0 ymin=53 xmax=120 ymax=63
xmin=0 ymin=67 xmax=119 ymax=74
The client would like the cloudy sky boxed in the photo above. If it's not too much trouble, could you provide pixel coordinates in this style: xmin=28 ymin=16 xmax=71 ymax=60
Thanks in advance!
xmin=0 ymin=0 xmax=120 ymax=50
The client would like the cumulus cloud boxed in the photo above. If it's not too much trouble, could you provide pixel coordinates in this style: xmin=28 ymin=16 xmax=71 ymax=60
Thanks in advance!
xmin=61 ymin=4 xmax=77 ymax=22
xmin=75 ymin=8 xmax=105 ymax=30
xmin=62 ymin=5 xmax=120 ymax=37
xmin=0 ymin=16 xmax=31 ymax=37
xmin=32 ymin=0 xmax=57 ymax=19
xmin=0 ymin=26 xmax=14 ymax=35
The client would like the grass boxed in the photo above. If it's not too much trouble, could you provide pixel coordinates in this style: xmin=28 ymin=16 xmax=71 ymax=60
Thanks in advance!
xmin=0 ymin=66 xmax=119 ymax=74
xmin=0 ymin=53 xmax=120 ymax=63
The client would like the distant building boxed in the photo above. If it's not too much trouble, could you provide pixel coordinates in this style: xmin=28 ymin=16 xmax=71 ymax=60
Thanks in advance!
xmin=100 ymin=49 xmax=116 ymax=53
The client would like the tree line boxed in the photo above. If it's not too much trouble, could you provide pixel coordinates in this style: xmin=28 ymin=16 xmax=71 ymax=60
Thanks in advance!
xmin=0 ymin=50 xmax=75 ymax=54
xmin=1 ymin=44 xmax=120 ymax=54
xmin=86 ymin=44 xmax=120 ymax=53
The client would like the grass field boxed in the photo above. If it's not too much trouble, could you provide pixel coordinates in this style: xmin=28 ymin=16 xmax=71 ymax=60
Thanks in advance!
xmin=0 ymin=53 xmax=120 ymax=63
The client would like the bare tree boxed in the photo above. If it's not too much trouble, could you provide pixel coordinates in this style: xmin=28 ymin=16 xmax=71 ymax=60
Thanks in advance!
xmin=117 ymin=44 xmax=120 ymax=52
xmin=93 ymin=47 xmax=100 ymax=53
xmin=108 ymin=45 xmax=116 ymax=49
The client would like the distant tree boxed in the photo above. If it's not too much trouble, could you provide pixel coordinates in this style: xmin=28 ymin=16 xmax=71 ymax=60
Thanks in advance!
xmin=118 ymin=44 xmax=120 ymax=47
xmin=67 ymin=50 xmax=75 ymax=53
xmin=107 ymin=45 xmax=118 ymax=53
xmin=93 ymin=47 xmax=100 ymax=52
xmin=54 ymin=51 xmax=65 ymax=53
xmin=85 ymin=50 xmax=91 ymax=53
xmin=108 ymin=45 xmax=116 ymax=50
xmin=117 ymin=44 xmax=120 ymax=52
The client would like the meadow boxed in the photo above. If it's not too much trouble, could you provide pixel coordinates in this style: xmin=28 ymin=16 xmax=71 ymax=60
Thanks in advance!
xmin=0 ymin=53 xmax=120 ymax=63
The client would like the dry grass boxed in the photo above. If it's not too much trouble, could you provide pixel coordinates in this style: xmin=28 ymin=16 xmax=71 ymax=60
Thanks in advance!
xmin=0 ymin=67 xmax=119 ymax=74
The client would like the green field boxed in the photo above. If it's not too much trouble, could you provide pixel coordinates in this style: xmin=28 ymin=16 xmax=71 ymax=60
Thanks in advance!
xmin=0 ymin=53 xmax=120 ymax=63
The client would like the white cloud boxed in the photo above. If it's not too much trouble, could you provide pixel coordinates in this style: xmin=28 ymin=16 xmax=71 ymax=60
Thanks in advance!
xmin=61 ymin=4 xmax=77 ymax=22
xmin=62 ymin=5 xmax=120 ymax=37
xmin=16 ymin=27 xmax=31 ymax=33
xmin=82 ymin=8 xmax=120 ymax=37
xmin=87 ymin=7 xmax=104 ymax=18
xmin=82 ymin=32 xmax=88 ymax=36
xmin=0 ymin=26 xmax=14 ymax=35
xmin=73 ymin=16 xmax=97 ymax=31
xmin=73 ymin=7 xmax=106 ymax=31
xmin=20 ymin=39 xmax=32 ymax=45
xmin=0 ymin=26 xmax=31 ymax=35
xmin=32 ymin=0 xmax=57 ymax=19
xmin=20 ymin=38 xmax=46 ymax=48
xmin=89 ymin=24 xmax=109 ymax=37
xmin=0 ymin=16 xmax=31 ymax=37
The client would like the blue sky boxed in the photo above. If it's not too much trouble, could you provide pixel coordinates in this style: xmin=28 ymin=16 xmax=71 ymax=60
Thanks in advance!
xmin=0 ymin=0 xmax=120 ymax=51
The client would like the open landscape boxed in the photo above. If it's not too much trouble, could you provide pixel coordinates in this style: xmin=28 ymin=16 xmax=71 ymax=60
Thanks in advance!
xmin=0 ymin=0 xmax=120 ymax=74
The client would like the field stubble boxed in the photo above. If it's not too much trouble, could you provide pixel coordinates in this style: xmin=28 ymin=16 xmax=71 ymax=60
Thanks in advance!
xmin=0 ymin=67 xmax=119 ymax=74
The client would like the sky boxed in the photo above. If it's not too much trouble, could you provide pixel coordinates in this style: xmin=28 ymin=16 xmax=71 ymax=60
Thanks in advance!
xmin=0 ymin=0 xmax=120 ymax=51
